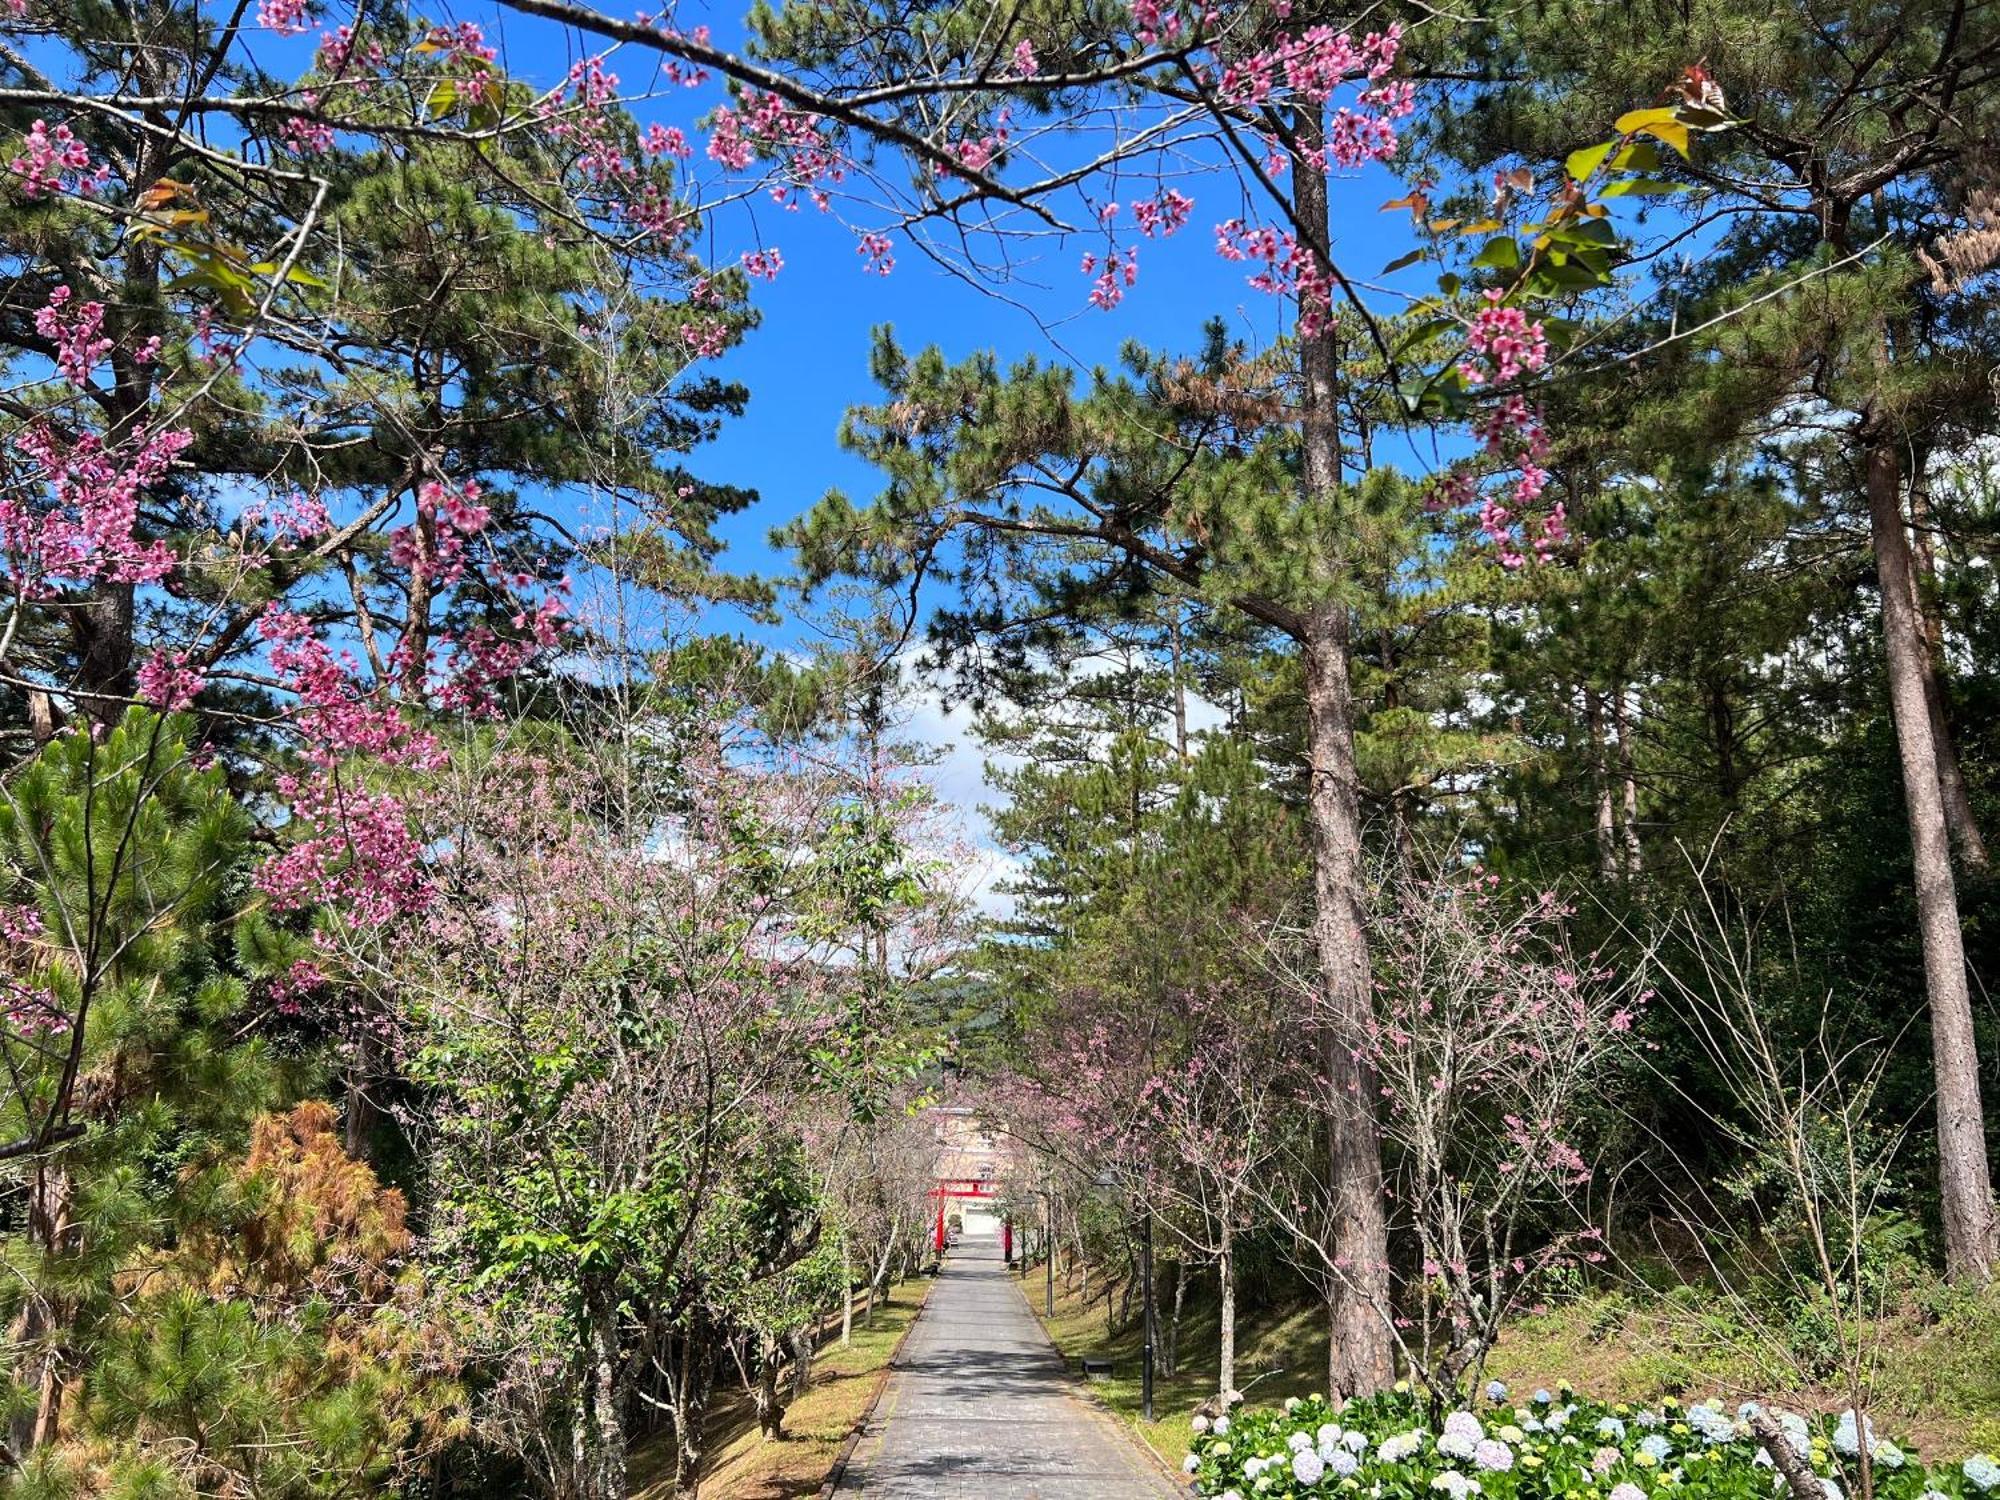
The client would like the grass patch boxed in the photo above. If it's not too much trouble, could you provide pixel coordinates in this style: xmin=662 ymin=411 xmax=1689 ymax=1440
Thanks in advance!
xmin=629 ymin=1283 xmax=926 ymax=1500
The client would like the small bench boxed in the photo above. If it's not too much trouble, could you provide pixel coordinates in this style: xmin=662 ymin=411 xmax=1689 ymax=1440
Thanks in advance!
xmin=1079 ymin=1357 xmax=1114 ymax=1380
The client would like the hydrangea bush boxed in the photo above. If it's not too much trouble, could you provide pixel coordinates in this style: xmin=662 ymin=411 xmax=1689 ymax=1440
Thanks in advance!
xmin=1183 ymin=1383 xmax=2000 ymax=1500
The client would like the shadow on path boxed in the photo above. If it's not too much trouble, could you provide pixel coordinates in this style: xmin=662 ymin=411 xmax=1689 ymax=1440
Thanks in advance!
xmin=832 ymin=1234 xmax=1183 ymax=1497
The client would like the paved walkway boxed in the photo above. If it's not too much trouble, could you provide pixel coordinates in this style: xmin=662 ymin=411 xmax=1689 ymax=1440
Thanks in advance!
xmin=833 ymin=1234 xmax=1184 ymax=1497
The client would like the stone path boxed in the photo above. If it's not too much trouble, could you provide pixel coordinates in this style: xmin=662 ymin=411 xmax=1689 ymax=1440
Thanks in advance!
xmin=833 ymin=1233 xmax=1185 ymax=1497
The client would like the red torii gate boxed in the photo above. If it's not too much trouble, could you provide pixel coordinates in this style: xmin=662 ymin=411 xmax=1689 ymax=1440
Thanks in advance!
xmin=932 ymin=1175 xmax=1000 ymax=1253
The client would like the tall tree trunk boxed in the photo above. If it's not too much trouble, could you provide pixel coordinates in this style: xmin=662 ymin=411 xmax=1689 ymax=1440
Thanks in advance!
xmin=1907 ymin=477 xmax=1988 ymax=871
xmin=1865 ymin=433 xmax=1998 ymax=1283
xmin=840 ymin=1234 xmax=853 ymax=1346
xmin=790 ymin=1326 xmax=814 ymax=1402
xmin=1614 ymin=686 xmax=1644 ymax=877
xmin=586 ymin=1299 xmax=628 ymax=1500
xmin=1162 ymin=1260 xmax=1187 ymax=1381
xmin=1217 ymin=1227 xmax=1237 ymax=1400
xmin=1586 ymin=687 xmax=1619 ymax=878
xmin=1295 ymin=115 xmax=1394 ymax=1398
xmin=20 ymin=1166 xmax=75 ymax=1452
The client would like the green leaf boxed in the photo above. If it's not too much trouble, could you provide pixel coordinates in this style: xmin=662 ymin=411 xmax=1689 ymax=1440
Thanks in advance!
xmin=1381 ymin=248 xmax=1428 ymax=275
xmin=1471 ymin=236 xmax=1521 ymax=270
xmin=1393 ymin=317 xmax=1457 ymax=356
xmin=1565 ymin=140 xmax=1615 ymax=182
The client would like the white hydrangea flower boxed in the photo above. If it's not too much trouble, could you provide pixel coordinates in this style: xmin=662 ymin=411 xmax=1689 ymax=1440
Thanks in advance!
xmin=1294 ymin=1450 xmax=1328 ymax=1486
xmin=1290 ymin=1432 xmax=1313 ymax=1453
xmin=1213 ymin=1415 xmax=1230 ymax=1436
xmin=1192 ymin=1415 xmax=1212 ymax=1434
xmin=1184 ymin=1454 xmax=1201 ymax=1474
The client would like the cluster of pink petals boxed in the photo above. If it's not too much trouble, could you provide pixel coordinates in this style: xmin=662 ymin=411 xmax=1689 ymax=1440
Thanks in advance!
xmin=9 ymin=119 xmax=110 ymax=200
xmin=708 ymin=90 xmax=846 ymax=212
xmin=1080 ymin=246 xmax=1139 ymax=309
xmin=258 ymin=777 xmax=435 ymax=925
xmin=280 ymin=115 xmax=336 ymax=155
xmin=1219 ymin=22 xmax=1403 ymax=109
xmin=260 ymin=606 xmax=444 ymax=772
xmin=33 ymin=287 xmax=113 ymax=387
xmin=387 ymin=478 xmax=491 ymax=588
xmin=544 ymin=57 xmax=633 ymax=189
xmin=856 ymin=231 xmax=895 ymax=275
xmin=256 ymin=0 xmax=310 ymax=34
xmin=5 ymin=419 xmax=186 ymax=596
xmin=1214 ymin=220 xmax=1336 ymax=333
xmin=136 ymin=649 xmax=205 ymax=712
xmin=1432 ymin=293 xmax=1562 ymax=568
xmin=1132 ymin=188 xmax=1194 ymax=237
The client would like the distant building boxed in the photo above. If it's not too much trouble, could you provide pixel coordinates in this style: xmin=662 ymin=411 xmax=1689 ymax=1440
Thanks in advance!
xmin=928 ymin=1107 xmax=1013 ymax=1241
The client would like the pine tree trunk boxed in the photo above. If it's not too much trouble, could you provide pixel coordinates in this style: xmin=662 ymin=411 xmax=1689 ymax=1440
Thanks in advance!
xmin=1866 ymin=433 xmax=1999 ymax=1283
xmin=1614 ymin=687 xmax=1644 ymax=876
xmin=1907 ymin=480 xmax=1988 ymax=871
xmin=1296 ymin=114 xmax=1395 ymax=1392
xmin=1586 ymin=687 xmax=1619 ymax=878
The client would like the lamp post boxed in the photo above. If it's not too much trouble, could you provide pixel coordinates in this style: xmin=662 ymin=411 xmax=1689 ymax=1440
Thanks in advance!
xmin=1093 ymin=1167 xmax=1155 ymax=1421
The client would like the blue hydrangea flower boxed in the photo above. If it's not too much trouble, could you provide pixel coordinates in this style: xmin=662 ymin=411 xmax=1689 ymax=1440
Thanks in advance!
xmin=1486 ymin=1380 xmax=1509 ymax=1403
xmin=1640 ymin=1434 xmax=1673 ymax=1463
xmin=1533 ymin=1389 xmax=1553 ymax=1405
xmin=1597 ymin=1418 xmax=1629 ymax=1441
xmin=1834 ymin=1411 xmax=1874 ymax=1457
xmin=1963 ymin=1455 xmax=2000 ymax=1492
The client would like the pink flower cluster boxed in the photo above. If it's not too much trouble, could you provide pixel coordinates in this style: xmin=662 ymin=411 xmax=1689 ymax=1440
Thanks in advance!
xmin=260 ymin=606 xmax=444 ymax=771
xmin=1439 ymin=292 xmax=1564 ymax=568
xmin=1459 ymin=291 xmax=1549 ymax=385
xmin=9 ymin=120 xmax=109 ymax=200
xmin=857 ymin=232 xmax=895 ymax=276
xmin=2 ymin=903 xmax=66 ymax=1036
xmin=257 ymin=0 xmax=310 ymax=35
xmin=741 ymin=246 xmax=784 ymax=281
xmin=136 ymin=649 xmax=205 ymax=712
xmin=708 ymin=91 xmax=846 ymax=211
xmin=6 ymin=419 xmax=186 ymax=596
xmin=257 ymin=778 xmax=434 ymax=925
xmin=33 ymin=286 xmax=113 ymax=387
xmin=387 ymin=478 xmax=491 ymax=589
xmin=1132 ymin=188 xmax=1194 ymax=237
xmin=1081 ymin=246 xmax=1139 ymax=309
xmin=1215 ymin=220 xmax=1335 ymax=334
xmin=1219 ymin=23 xmax=1403 ymax=109
xmin=544 ymin=57 xmax=634 ymax=190
xmin=280 ymin=115 xmax=336 ymax=156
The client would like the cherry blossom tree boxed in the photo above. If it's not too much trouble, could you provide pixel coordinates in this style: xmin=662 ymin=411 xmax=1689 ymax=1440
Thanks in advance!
xmin=1264 ymin=859 xmax=1650 ymax=1403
